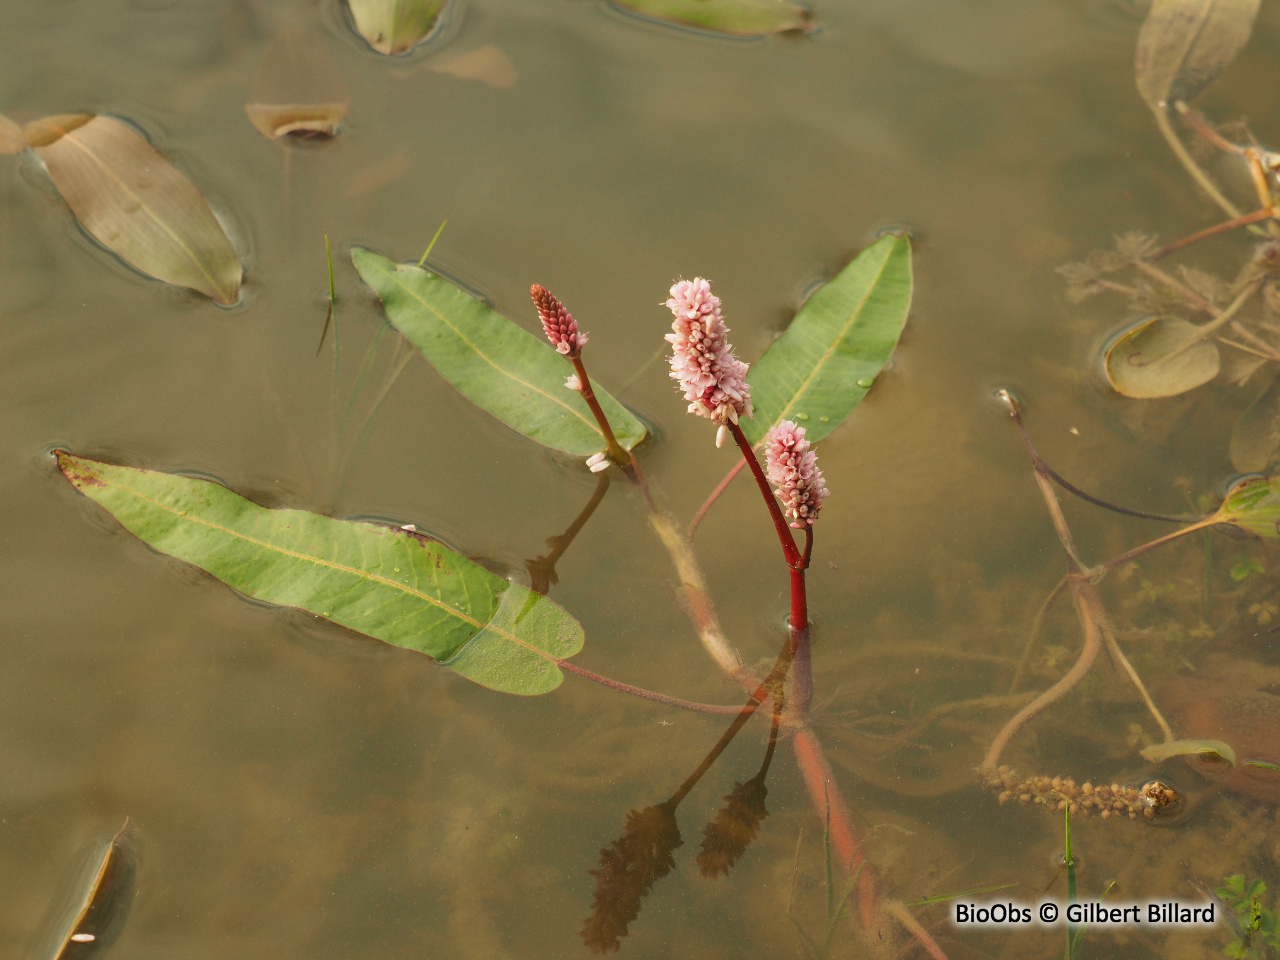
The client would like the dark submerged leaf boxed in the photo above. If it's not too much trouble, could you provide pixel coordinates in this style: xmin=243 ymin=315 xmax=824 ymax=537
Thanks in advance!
xmin=55 ymin=452 xmax=584 ymax=695
xmin=743 ymin=234 xmax=913 ymax=445
xmin=1135 ymin=0 xmax=1261 ymax=109
xmin=1103 ymin=315 xmax=1220 ymax=398
xmin=351 ymin=248 xmax=646 ymax=457
xmin=582 ymin=802 xmax=683 ymax=953
xmin=696 ymin=775 xmax=768 ymax=878
xmin=30 ymin=115 xmax=242 ymax=304
xmin=1230 ymin=372 xmax=1280 ymax=473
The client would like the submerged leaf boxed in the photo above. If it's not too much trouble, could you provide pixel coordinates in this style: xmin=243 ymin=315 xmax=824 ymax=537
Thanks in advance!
xmin=246 ymin=30 xmax=348 ymax=140
xmin=1231 ymin=373 xmax=1280 ymax=472
xmin=31 ymin=115 xmax=242 ymax=304
xmin=1217 ymin=474 xmax=1280 ymax=537
xmin=1135 ymin=0 xmax=1260 ymax=109
xmin=48 ymin=820 xmax=135 ymax=960
xmin=696 ymin=775 xmax=768 ymax=878
xmin=1141 ymin=738 xmax=1237 ymax=765
xmin=346 ymin=0 xmax=447 ymax=55
xmin=1104 ymin=315 xmax=1220 ymax=398
xmin=428 ymin=45 xmax=517 ymax=88
xmin=56 ymin=452 xmax=583 ymax=695
xmin=582 ymin=802 xmax=683 ymax=953
xmin=742 ymin=234 xmax=912 ymax=446
xmin=351 ymin=249 xmax=646 ymax=457
xmin=609 ymin=0 xmax=811 ymax=36
xmin=0 ymin=112 xmax=25 ymax=154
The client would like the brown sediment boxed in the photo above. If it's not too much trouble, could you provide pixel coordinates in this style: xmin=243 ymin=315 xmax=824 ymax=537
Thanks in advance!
xmin=1159 ymin=657 xmax=1280 ymax=804
xmin=980 ymin=767 xmax=1183 ymax=821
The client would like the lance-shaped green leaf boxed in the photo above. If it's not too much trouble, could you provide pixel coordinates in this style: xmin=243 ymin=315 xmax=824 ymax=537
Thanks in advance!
xmin=609 ymin=0 xmax=811 ymax=36
xmin=1135 ymin=0 xmax=1260 ymax=109
xmin=1216 ymin=474 xmax=1280 ymax=538
xmin=352 ymin=248 xmax=646 ymax=457
xmin=27 ymin=115 xmax=242 ymax=304
xmin=56 ymin=452 xmax=583 ymax=695
xmin=741 ymin=234 xmax=912 ymax=446
xmin=346 ymin=0 xmax=447 ymax=55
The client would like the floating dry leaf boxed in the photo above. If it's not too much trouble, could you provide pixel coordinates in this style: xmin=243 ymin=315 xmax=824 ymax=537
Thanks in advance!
xmin=1104 ymin=315 xmax=1220 ymax=398
xmin=428 ymin=45 xmax=516 ymax=88
xmin=1141 ymin=738 xmax=1238 ymax=765
xmin=245 ymin=30 xmax=348 ymax=140
xmin=0 ymin=112 xmax=25 ymax=154
xmin=1135 ymin=0 xmax=1261 ymax=109
xmin=30 ymin=115 xmax=242 ymax=304
xmin=49 ymin=819 xmax=136 ymax=960
xmin=346 ymin=0 xmax=447 ymax=55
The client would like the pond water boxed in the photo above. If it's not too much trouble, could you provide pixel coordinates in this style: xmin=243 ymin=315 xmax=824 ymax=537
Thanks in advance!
xmin=3 ymin=1 xmax=1280 ymax=958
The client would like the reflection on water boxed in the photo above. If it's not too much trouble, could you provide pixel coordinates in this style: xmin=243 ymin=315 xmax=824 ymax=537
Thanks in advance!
xmin=3 ymin=0 xmax=1280 ymax=958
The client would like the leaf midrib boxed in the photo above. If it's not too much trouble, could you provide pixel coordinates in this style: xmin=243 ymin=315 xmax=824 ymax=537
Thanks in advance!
xmin=767 ymin=242 xmax=895 ymax=427
xmin=91 ymin=469 xmax=553 ymax=660
xmin=367 ymin=256 xmax=603 ymax=440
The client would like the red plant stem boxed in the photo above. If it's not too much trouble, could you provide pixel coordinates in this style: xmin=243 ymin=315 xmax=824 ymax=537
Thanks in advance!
xmin=729 ymin=421 xmax=800 ymax=567
xmin=555 ymin=659 xmax=749 ymax=715
xmin=1152 ymin=206 xmax=1276 ymax=260
xmin=789 ymin=566 xmax=813 ymax=721
xmin=571 ymin=355 xmax=632 ymax=468
xmin=793 ymin=728 xmax=878 ymax=930
xmin=687 ymin=456 xmax=749 ymax=539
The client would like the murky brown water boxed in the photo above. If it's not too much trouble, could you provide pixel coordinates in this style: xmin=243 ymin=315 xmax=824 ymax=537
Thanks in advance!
xmin=4 ymin=1 xmax=1280 ymax=957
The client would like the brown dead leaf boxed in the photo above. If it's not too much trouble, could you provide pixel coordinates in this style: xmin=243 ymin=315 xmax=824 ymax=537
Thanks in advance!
xmin=246 ymin=30 xmax=348 ymax=140
xmin=428 ymin=45 xmax=517 ymax=89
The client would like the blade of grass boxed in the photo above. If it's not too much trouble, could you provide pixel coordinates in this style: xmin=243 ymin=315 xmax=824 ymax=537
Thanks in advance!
xmin=907 ymin=882 xmax=1020 ymax=907
xmin=418 ymin=218 xmax=447 ymax=267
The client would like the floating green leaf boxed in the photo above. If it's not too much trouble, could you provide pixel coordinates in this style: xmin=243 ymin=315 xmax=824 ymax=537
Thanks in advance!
xmin=1135 ymin=0 xmax=1260 ymax=110
xmin=28 ymin=115 xmax=242 ymax=304
xmin=1216 ymin=475 xmax=1280 ymax=538
xmin=609 ymin=0 xmax=811 ymax=36
xmin=1141 ymin=738 xmax=1237 ymax=765
xmin=352 ymin=249 xmax=646 ymax=457
xmin=742 ymin=234 xmax=912 ymax=446
xmin=1103 ymin=315 xmax=1220 ymax=398
xmin=56 ymin=452 xmax=583 ymax=695
xmin=0 ymin=112 xmax=25 ymax=154
xmin=346 ymin=0 xmax=447 ymax=54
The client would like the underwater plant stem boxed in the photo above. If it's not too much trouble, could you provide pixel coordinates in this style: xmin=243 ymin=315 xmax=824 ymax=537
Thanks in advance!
xmin=885 ymin=901 xmax=949 ymax=960
xmin=1154 ymin=106 xmax=1243 ymax=223
xmin=688 ymin=456 xmax=750 ymax=539
xmin=1097 ymin=618 xmax=1175 ymax=743
xmin=571 ymin=356 xmax=633 ymax=468
xmin=1152 ymin=207 xmax=1276 ymax=261
xmin=1009 ymin=575 xmax=1069 ymax=694
xmin=982 ymin=578 xmax=1102 ymax=771
xmin=729 ymin=421 xmax=801 ymax=567
xmin=1225 ymin=321 xmax=1280 ymax=362
xmin=1094 ymin=517 xmax=1220 ymax=574
xmin=555 ymin=659 xmax=750 ymax=715
xmin=1130 ymin=259 xmax=1216 ymax=315
xmin=790 ymin=566 xmax=813 ymax=721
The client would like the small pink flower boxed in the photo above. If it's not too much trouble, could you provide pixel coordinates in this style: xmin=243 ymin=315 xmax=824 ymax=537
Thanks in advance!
xmin=765 ymin=420 xmax=829 ymax=528
xmin=665 ymin=278 xmax=751 ymax=442
xmin=531 ymin=284 xmax=588 ymax=357
xmin=565 ymin=374 xmax=582 ymax=392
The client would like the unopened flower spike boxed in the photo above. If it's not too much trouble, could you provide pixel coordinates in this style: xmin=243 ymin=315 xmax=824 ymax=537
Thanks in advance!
xmin=664 ymin=278 xmax=752 ymax=446
xmin=531 ymin=283 xmax=588 ymax=358
xmin=586 ymin=452 xmax=609 ymax=473
xmin=765 ymin=420 xmax=829 ymax=528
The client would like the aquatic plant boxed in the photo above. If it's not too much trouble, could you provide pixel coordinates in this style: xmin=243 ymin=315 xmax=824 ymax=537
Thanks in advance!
xmin=1217 ymin=875 xmax=1279 ymax=959
xmin=56 ymin=233 xmax=934 ymax=956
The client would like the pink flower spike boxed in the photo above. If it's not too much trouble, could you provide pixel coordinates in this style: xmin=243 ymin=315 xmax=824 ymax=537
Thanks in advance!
xmin=531 ymin=284 xmax=588 ymax=358
xmin=765 ymin=420 xmax=829 ymax=528
xmin=664 ymin=278 xmax=752 ymax=439
xmin=565 ymin=374 xmax=582 ymax=392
